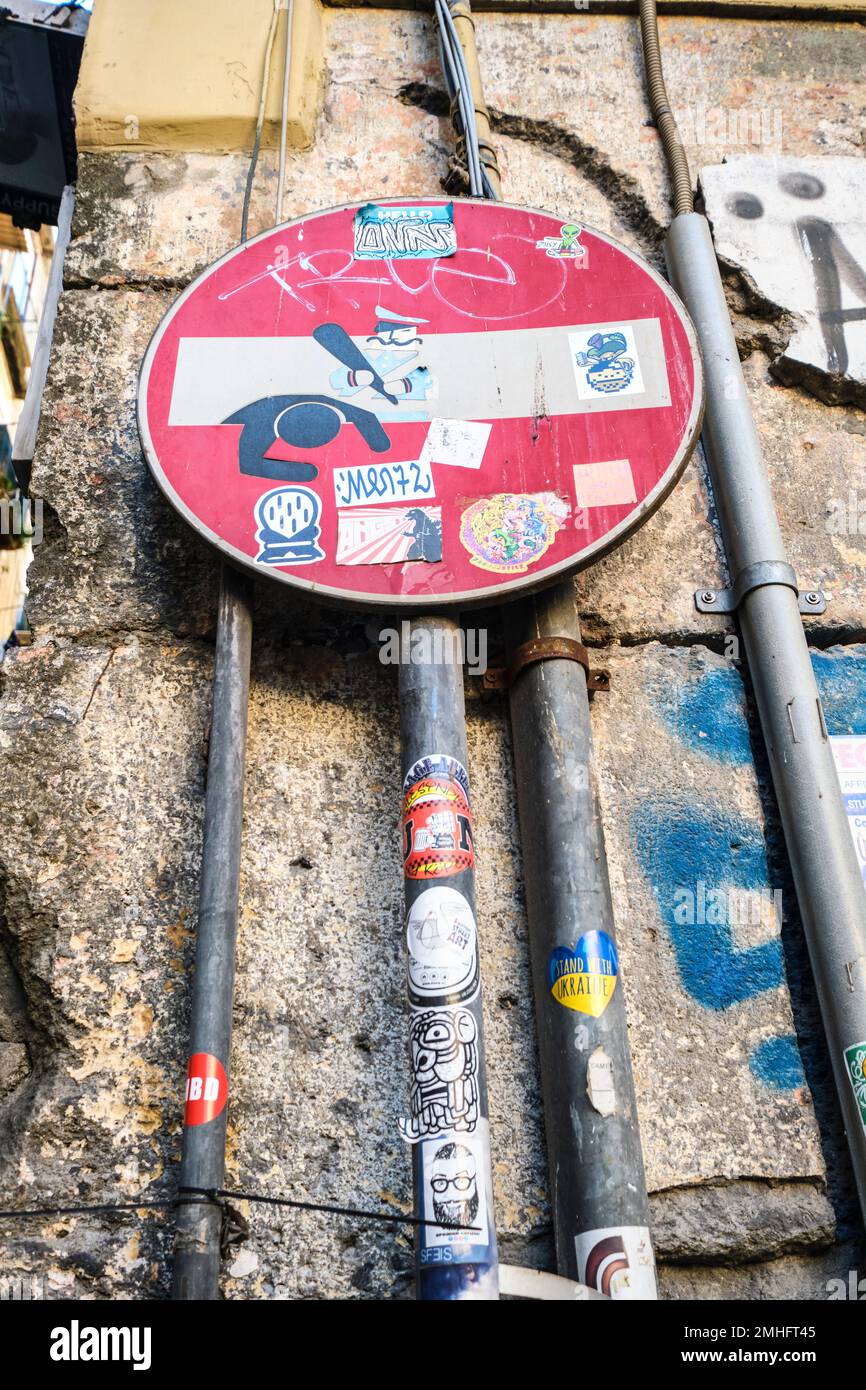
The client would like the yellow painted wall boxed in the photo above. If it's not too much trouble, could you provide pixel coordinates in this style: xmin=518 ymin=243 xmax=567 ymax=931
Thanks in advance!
xmin=75 ymin=0 xmax=325 ymax=153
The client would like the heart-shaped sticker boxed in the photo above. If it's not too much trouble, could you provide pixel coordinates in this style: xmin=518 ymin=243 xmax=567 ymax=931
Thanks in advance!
xmin=547 ymin=929 xmax=618 ymax=1017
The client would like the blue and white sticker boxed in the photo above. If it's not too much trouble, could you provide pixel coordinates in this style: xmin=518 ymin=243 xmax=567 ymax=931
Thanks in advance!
xmin=254 ymin=486 xmax=324 ymax=565
xmin=354 ymin=203 xmax=457 ymax=261
xmin=570 ymin=325 xmax=646 ymax=399
xmin=419 ymin=1127 xmax=491 ymax=1264
xmin=403 ymin=753 xmax=470 ymax=800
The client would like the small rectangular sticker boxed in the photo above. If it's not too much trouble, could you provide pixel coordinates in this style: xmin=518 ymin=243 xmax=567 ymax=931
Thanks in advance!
xmin=570 ymin=325 xmax=647 ymax=400
xmin=333 ymin=459 xmax=435 ymax=509
xmin=336 ymin=505 xmax=442 ymax=565
xmin=573 ymin=459 xmax=638 ymax=510
xmin=419 ymin=418 xmax=492 ymax=471
xmin=843 ymin=1040 xmax=866 ymax=1137
xmin=354 ymin=203 xmax=456 ymax=260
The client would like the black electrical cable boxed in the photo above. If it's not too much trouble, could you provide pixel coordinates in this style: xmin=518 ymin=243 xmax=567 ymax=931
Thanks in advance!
xmin=0 ymin=1186 xmax=480 ymax=1234
xmin=638 ymin=0 xmax=694 ymax=217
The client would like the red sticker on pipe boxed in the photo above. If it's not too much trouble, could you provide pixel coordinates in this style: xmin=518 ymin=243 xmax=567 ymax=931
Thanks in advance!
xmin=184 ymin=1052 xmax=228 ymax=1126
xmin=402 ymin=778 xmax=474 ymax=879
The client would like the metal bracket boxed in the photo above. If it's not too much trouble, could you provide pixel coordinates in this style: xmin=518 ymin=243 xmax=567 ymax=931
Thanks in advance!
xmin=695 ymin=561 xmax=827 ymax=616
xmin=482 ymin=637 xmax=610 ymax=693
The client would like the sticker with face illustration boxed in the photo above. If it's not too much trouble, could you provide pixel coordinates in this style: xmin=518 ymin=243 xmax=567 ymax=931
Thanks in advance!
xmin=419 ymin=1130 xmax=490 ymax=1256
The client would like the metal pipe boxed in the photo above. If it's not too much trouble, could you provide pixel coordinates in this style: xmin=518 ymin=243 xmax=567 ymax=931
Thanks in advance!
xmin=444 ymin=0 xmax=657 ymax=1296
xmin=399 ymin=616 xmax=499 ymax=1300
xmin=172 ymin=565 xmax=254 ymax=1300
xmin=506 ymin=585 xmax=657 ymax=1297
xmin=446 ymin=0 xmax=502 ymax=198
xmin=276 ymin=0 xmax=294 ymax=224
xmin=665 ymin=213 xmax=866 ymax=1222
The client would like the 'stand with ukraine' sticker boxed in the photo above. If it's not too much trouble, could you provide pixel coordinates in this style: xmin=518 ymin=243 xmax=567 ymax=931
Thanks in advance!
xmin=547 ymin=930 xmax=619 ymax=1017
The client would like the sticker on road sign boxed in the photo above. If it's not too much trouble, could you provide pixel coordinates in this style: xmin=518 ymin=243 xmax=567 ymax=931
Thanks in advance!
xmin=332 ymin=458 xmax=435 ymax=508
xmin=354 ymin=201 xmax=457 ymax=260
xmin=419 ymin=418 xmax=491 ymax=470
xmin=138 ymin=198 xmax=702 ymax=608
xmin=459 ymin=492 xmax=568 ymax=573
xmin=573 ymin=459 xmax=638 ymax=510
xmin=255 ymin=487 xmax=325 ymax=565
xmin=570 ymin=323 xmax=648 ymax=399
xmin=336 ymin=505 xmax=442 ymax=565
xmin=184 ymin=1052 xmax=228 ymax=1126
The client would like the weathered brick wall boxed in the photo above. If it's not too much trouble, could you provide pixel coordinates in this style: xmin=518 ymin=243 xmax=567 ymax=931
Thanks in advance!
xmin=1 ymin=8 xmax=865 ymax=1298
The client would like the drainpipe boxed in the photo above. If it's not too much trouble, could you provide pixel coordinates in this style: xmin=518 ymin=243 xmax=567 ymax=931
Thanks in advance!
xmin=639 ymin=0 xmax=866 ymax=1221
xmin=447 ymin=2 xmax=658 ymax=1296
xmin=399 ymin=617 xmax=499 ymax=1300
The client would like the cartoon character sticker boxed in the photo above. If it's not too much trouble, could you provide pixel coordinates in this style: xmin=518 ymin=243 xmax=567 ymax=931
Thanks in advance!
xmin=459 ymin=492 xmax=568 ymax=574
xmin=570 ymin=326 xmax=646 ymax=399
xmin=254 ymin=487 xmax=325 ymax=565
xmin=399 ymin=1008 xmax=479 ymax=1142
xmin=336 ymin=506 xmax=442 ymax=565
xmin=407 ymin=886 xmax=479 ymax=1007
xmin=535 ymin=222 xmax=587 ymax=260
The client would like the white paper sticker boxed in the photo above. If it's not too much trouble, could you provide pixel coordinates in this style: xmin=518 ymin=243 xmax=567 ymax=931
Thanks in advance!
xmin=573 ymin=458 xmax=638 ymax=510
xmin=419 ymin=418 xmax=492 ymax=470
xmin=333 ymin=458 xmax=435 ymax=509
xmin=575 ymin=1224 xmax=657 ymax=1300
xmin=407 ymin=887 xmax=479 ymax=1007
xmin=570 ymin=325 xmax=647 ymax=401
xmin=420 ymin=1129 xmax=490 ymax=1255
xmin=586 ymin=1047 xmax=616 ymax=1116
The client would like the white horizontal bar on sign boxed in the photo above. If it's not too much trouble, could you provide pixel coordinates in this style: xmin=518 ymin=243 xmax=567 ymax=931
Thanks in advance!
xmin=167 ymin=319 xmax=671 ymax=426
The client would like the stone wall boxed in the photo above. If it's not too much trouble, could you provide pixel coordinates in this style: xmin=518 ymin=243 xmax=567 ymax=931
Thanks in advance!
xmin=1 ymin=7 xmax=865 ymax=1298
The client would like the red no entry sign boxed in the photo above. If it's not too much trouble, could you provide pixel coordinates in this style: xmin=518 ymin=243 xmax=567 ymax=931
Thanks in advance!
xmin=138 ymin=198 xmax=703 ymax=608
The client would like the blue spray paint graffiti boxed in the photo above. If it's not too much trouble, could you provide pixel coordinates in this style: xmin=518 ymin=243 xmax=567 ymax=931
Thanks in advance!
xmin=749 ymin=1035 xmax=806 ymax=1091
xmin=636 ymin=646 xmax=866 ymax=1090
xmin=632 ymin=803 xmax=784 ymax=1011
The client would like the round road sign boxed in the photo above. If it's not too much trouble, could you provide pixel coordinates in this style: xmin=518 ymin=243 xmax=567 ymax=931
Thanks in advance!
xmin=138 ymin=197 xmax=703 ymax=609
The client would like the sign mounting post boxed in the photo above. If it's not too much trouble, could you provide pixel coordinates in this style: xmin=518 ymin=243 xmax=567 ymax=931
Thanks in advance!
xmin=138 ymin=196 xmax=702 ymax=1300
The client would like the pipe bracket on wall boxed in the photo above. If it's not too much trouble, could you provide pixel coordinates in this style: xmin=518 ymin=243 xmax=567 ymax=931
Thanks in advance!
xmin=481 ymin=636 xmax=611 ymax=693
xmin=695 ymin=560 xmax=827 ymax=615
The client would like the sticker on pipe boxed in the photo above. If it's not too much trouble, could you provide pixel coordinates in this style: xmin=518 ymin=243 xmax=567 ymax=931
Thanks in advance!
xmin=548 ymin=929 xmax=618 ymax=1017
xmin=184 ymin=1052 xmax=228 ymax=1126
xmin=138 ymin=198 xmax=703 ymax=609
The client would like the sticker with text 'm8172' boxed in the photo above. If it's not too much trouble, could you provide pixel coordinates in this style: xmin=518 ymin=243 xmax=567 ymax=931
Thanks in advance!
xmin=547 ymin=929 xmax=619 ymax=1017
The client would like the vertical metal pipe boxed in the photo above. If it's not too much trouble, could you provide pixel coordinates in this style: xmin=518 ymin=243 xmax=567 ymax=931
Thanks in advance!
xmin=399 ymin=616 xmax=499 ymax=1300
xmin=445 ymin=0 xmax=657 ymax=1295
xmin=507 ymin=584 xmax=657 ymax=1297
xmin=666 ymin=213 xmax=866 ymax=1222
xmin=172 ymin=565 xmax=254 ymax=1300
